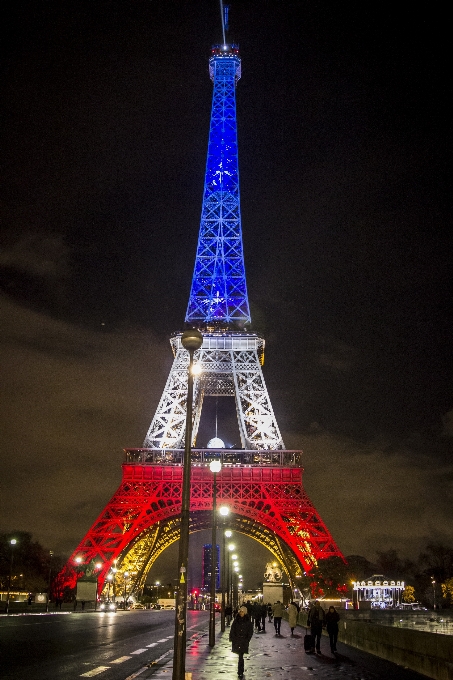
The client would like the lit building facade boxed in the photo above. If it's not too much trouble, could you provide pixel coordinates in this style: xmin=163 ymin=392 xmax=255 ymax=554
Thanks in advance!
xmin=202 ymin=544 xmax=220 ymax=592
xmin=353 ymin=574 xmax=405 ymax=608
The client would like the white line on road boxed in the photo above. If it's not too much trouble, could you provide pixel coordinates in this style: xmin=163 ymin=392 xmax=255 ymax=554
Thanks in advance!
xmin=123 ymin=648 xmax=174 ymax=680
xmin=130 ymin=648 xmax=148 ymax=654
xmin=111 ymin=656 xmax=132 ymax=663
xmin=80 ymin=667 xmax=110 ymax=677
xmin=156 ymin=638 xmax=168 ymax=642
xmin=146 ymin=642 xmax=157 ymax=647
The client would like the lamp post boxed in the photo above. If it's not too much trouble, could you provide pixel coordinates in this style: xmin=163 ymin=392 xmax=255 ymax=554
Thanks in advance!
xmin=6 ymin=539 xmax=17 ymax=614
xmin=209 ymin=460 xmax=221 ymax=647
xmin=173 ymin=328 xmax=203 ymax=680
xmin=107 ymin=573 xmax=113 ymax=602
xmin=46 ymin=551 xmax=53 ymax=612
xmin=123 ymin=571 xmax=129 ymax=607
xmin=94 ymin=562 xmax=102 ymax=611
xmin=432 ymin=578 xmax=436 ymax=610
xmin=111 ymin=565 xmax=117 ymax=602
xmin=227 ymin=544 xmax=235 ymax=606
xmin=232 ymin=561 xmax=239 ymax=610
xmin=155 ymin=581 xmax=160 ymax=606
xmin=219 ymin=507 xmax=230 ymax=631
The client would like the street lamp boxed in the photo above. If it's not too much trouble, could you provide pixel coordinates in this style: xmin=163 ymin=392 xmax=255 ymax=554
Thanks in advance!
xmin=107 ymin=573 xmax=113 ymax=602
xmin=432 ymin=578 xmax=436 ymax=610
xmin=209 ymin=459 xmax=221 ymax=647
xmin=123 ymin=571 xmax=129 ymax=607
xmin=94 ymin=562 xmax=102 ymax=611
xmin=46 ymin=551 xmax=54 ymax=612
xmin=173 ymin=328 xmax=203 ymax=680
xmin=155 ymin=581 xmax=160 ymax=605
xmin=227 ymin=544 xmax=235 ymax=606
xmin=6 ymin=539 xmax=17 ymax=614
xmin=219 ymin=507 xmax=230 ymax=631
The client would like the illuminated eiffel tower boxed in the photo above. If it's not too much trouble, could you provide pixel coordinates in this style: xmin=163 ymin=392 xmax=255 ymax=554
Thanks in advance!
xmin=60 ymin=36 xmax=343 ymax=599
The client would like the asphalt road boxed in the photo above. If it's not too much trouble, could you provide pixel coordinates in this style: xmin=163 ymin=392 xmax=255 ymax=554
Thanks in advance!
xmin=0 ymin=609 xmax=209 ymax=680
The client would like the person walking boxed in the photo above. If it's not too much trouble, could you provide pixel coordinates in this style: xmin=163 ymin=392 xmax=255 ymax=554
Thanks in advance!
xmin=225 ymin=603 xmax=233 ymax=626
xmin=259 ymin=602 xmax=267 ymax=632
xmin=287 ymin=601 xmax=298 ymax=636
xmin=272 ymin=600 xmax=284 ymax=636
xmin=325 ymin=605 xmax=340 ymax=653
xmin=229 ymin=605 xmax=254 ymax=679
xmin=251 ymin=601 xmax=261 ymax=631
xmin=307 ymin=600 xmax=325 ymax=653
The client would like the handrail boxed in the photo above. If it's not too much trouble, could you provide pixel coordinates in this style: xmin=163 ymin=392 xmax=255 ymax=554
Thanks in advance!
xmin=124 ymin=448 xmax=302 ymax=468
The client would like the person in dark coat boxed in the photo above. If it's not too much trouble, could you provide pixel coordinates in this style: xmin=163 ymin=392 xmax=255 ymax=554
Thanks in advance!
xmin=307 ymin=600 xmax=325 ymax=653
xmin=251 ymin=601 xmax=261 ymax=631
xmin=259 ymin=602 xmax=267 ymax=632
xmin=229 ymin=606 xmax=254 ymax=678
xmin=325 ymin=605 xmax=340 ymax=653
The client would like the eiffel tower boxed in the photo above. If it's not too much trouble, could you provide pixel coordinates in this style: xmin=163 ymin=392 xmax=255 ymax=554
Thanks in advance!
xmin=60 ymin=38 xmax=343 ymax=598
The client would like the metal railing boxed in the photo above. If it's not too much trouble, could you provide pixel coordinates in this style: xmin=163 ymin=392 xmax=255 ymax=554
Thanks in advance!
xmin=124 ymin=448 xmax=302 ymax=468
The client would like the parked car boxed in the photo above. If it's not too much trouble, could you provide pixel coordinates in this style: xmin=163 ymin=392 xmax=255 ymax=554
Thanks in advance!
xmin=129 ymin=603 xmax=146 ymax=610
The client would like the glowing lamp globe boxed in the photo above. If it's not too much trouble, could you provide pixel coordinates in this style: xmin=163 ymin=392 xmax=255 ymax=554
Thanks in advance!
xmin=207 ymin=437 xmax=225 ymax=448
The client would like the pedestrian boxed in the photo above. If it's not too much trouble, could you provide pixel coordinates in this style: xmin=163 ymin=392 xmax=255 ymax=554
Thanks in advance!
xmin=272 ymin=600 xmax=284 ymax=635
xmin=229 ymin=605 xmax=253 ymax=679
xmin=225 ymin=603 xmax=233 ymax=626
xmin=267 ymin=603 xmax=273 ymax=622
xmin=251 ymin=601 xmax=261 ymax=631
xmin=287 ymin=601 xmax=298 ymax=636
xmin=307 ymin=600 xmax=325 ymax=653
xmin=259 ymin=602 xmax=267 ymax=632
xmin=325 ymin=605 xmax=340 ymax=653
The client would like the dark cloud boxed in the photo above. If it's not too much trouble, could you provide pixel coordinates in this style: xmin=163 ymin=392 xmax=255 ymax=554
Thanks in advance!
xmin=0 ymin=1 xmax=451 ymax=586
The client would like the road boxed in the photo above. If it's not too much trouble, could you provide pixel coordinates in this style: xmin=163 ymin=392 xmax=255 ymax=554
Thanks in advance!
xmin=0 ymin=609 xmax=209 ymax=680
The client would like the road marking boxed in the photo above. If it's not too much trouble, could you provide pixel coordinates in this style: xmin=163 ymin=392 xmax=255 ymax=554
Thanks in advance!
xmin=111 ymin=656 xmax=132 ymax=663
xmin=146 ymin=642 xmax=157 ymax=647
xmin=130 ymin=648 xmax=147 ymax=654
xmin=80 ymin=667 xmax=110 ymax=677
xmin=157 ymin=638 xmax=168 ymax=642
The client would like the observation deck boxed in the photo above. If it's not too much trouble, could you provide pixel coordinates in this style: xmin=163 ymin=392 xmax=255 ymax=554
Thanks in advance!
xmin=124 ymin=448 xmax=302 ymax=468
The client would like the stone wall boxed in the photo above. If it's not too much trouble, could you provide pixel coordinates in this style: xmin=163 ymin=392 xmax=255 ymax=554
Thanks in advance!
xmin=296 ymin=611 xmax=453 ymax=680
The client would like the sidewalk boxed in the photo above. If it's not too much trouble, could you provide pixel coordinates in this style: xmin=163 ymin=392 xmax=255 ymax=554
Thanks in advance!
xmin=142 ymin=618 xmax=429 ymax=680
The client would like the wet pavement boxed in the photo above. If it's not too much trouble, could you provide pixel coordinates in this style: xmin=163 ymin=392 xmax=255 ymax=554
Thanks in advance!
xmin=141 ymin=619 xmax=428 ymax=680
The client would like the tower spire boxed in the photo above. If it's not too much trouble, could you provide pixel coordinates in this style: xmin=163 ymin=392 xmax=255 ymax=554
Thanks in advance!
xmin=185 ymin=42 xmax=250 ymax=328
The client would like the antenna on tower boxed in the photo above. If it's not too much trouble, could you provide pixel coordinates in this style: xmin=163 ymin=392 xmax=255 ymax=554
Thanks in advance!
xmin=219 ymin=1 xmax=230 ymax=44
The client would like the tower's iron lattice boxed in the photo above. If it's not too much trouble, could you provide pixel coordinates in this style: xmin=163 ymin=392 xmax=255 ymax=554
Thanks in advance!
xmin=59 ymin=43 xmax=343 ymax=597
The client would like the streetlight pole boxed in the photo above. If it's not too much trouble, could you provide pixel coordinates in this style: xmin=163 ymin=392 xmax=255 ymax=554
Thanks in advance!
xmin=231 ymin=554 xmax=238 ymax=608
xmin=123 ymin=571 xmax=129 ymax=607
xmin=172 ymin=328 xmax=203 ymax=680
xmin=94 ymin=562 xmax=102 ymax=611
xmin=209 ymin=460 xmax=221 ymax=647
xmin=219 ymin=508 xmax=230 ymax=632
xmin=107 ymin=573 xmax=113 ymax=601
xmin=155 ymin=581 xmax=160 ymax=606
xmin=111 ymin=565 xmax=117 ymax=602
xmin=46 ymin=551 xmax=53 ymax=612
xmin=226 ymin=543 xmax=235 ymax=607
xmin=6 ymin=539 xmax=17 ymax=614
xmin=432 ymin=578 xmax=436 ymax=610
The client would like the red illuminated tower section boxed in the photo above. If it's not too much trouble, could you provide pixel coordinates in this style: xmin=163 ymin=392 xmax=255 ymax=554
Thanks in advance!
xmin=59 ymin=42 xmax=343 ymax=597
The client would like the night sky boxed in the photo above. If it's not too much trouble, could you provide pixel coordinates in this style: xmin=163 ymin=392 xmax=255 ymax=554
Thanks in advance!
xmin=1 ymin=1 xmax=451 ymax=589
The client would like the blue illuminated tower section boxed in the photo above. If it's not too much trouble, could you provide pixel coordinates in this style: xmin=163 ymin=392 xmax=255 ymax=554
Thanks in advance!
xmin=186 ymin=45 xmax=250 ymax=327
xmin=143 ymin=43 xmax=284 ymax=451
